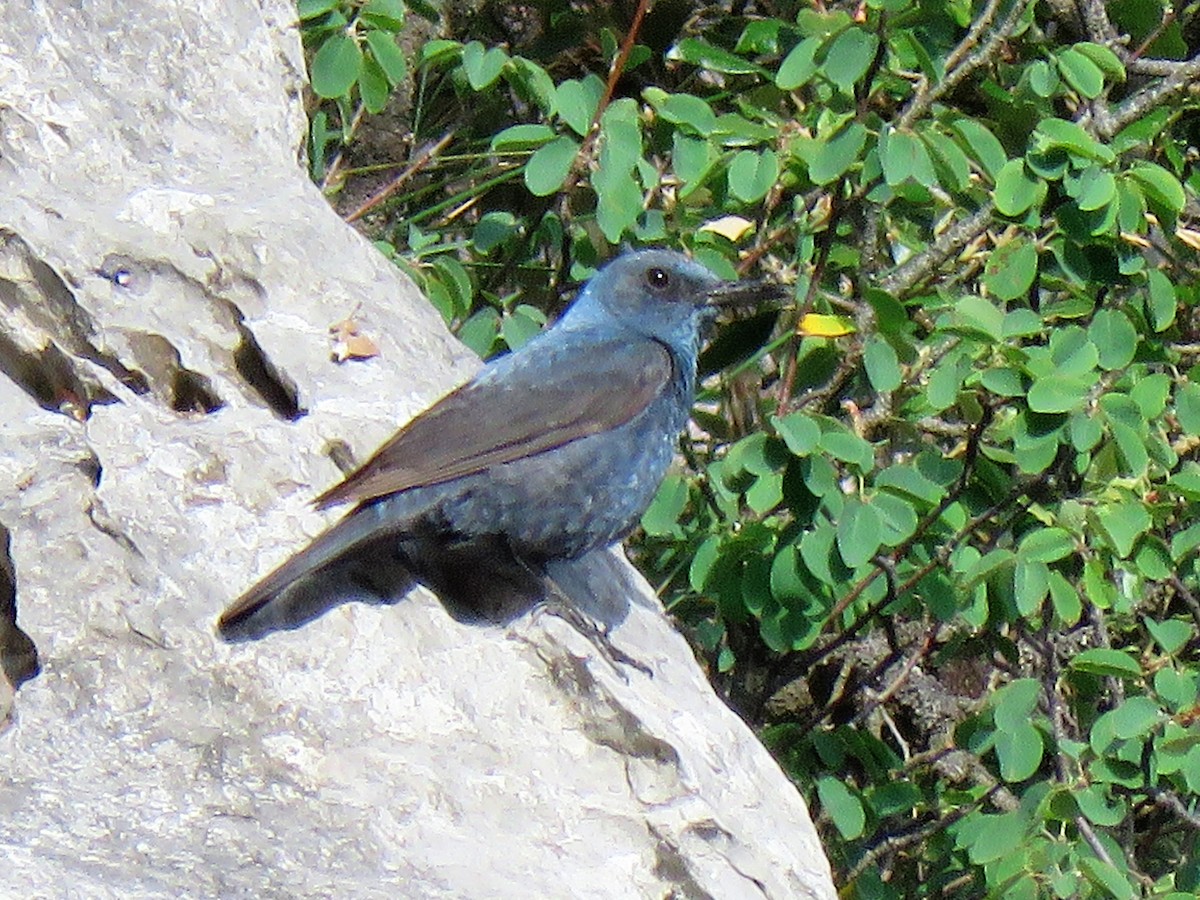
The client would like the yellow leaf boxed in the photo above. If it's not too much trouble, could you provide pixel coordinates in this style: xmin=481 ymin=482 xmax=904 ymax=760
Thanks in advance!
xmin=698 ymin=215 xmax=754 ymax=242
xmin=798 ymin=313 xmax=855 ymax=337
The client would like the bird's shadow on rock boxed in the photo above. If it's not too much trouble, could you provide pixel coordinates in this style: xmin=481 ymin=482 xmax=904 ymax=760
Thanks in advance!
xmin=221 ymin=537 xmax=634 ymax=644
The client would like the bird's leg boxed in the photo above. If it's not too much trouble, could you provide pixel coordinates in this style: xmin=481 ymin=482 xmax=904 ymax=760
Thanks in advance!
xmin=511 ymin=555 xmax=652 ymax=678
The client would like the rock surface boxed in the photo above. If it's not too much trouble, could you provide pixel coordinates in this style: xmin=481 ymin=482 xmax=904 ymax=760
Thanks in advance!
xmin=0 ymin=2 xmax=835 ymax=896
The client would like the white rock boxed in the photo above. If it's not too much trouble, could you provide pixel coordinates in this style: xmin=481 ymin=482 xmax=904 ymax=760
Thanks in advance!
xmin=0 ymin=2 xmax=835 ymax=897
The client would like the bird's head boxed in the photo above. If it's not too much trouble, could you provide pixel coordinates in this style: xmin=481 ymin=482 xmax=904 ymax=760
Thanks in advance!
xmin=560 ymin=249 xmax=784 ymax=351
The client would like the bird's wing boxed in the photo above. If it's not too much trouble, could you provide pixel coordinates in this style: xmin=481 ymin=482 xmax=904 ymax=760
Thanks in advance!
xmin=313 ymin=334 xmax=674 ymax=509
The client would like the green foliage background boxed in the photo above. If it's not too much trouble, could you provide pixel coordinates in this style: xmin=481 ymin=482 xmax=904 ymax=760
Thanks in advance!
xmin=300 ymin=0 xmax=1200 ymax=895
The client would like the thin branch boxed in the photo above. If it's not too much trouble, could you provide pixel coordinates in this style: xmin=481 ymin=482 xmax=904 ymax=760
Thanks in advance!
xmin=896 ymin=0 xmax=1032 ymax=130
xmin=1095 ymin=51 xmax=1200 ymax=139
xmin=1128 ymin=9 xmax=1177 ymax=63
xmin=1076 ymin=816 xmax=1117 ymax=868
xmin=851 ymin=619 xmax=937 ymax=727
xmin=1150 ymin=788 xmax=1200 ymax=830
xmin=343 ymin=132 xmax=454 ymax=223
xmin=879 ymin=201 xmax=995 ymax=296
xmin=845 ymin=783 xmax=1001 ymax=884
xmin=944 ymin=0 xmax=1006 ymax=71
xmin=1126 ymin=55 xmax=1197 ymax=76
xmin=1169 ymin=573 xmax=1200 ymax=633
xmin=1078 ymin=0 xmax=1121 ymax=47
xmin=777 ymin=184 xmax=848 ymax=410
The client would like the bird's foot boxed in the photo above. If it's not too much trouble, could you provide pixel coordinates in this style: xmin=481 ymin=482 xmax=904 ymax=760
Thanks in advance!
xmin=525 ymin=599 xmax=652 ymax=679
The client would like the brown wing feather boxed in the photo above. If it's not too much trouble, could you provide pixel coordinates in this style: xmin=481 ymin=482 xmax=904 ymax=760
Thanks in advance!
xmin=314 ymin=337 xmax=673 ymax=509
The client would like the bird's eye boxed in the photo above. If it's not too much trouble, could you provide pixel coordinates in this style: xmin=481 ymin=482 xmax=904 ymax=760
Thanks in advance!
xmin=646 ymin=267 xmax=670 ymax=290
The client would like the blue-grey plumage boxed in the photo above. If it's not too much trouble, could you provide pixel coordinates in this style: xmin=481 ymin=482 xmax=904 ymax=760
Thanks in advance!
xmin=219 ymin=249 xmax=782 ymax=641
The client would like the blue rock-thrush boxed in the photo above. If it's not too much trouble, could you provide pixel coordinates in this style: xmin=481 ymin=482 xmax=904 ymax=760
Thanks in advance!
xmin=218 ymin=249 xmax=784 ymax=644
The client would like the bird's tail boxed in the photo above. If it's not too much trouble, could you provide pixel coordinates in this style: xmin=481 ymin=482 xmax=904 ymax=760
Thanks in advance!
xmin=218 ymin=505 xmax=415 ymax=642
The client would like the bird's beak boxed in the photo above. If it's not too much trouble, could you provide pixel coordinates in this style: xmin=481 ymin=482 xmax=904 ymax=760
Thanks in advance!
xmin=705 ymin=280 xmax=790 ymax=309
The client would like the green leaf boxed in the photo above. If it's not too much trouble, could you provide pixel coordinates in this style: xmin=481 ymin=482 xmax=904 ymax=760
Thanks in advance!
xmin=1049 ymin=325 xmax=1099 ymax=376
xmin=595 ymin=176 xmax=642 ymax=242
xmin=1176 ymin=382 xmax=1200 ymax=434
xmin=770 ymin=544 xmax=813 ymax=607
xmin=821 ymin=28 xmax=878 ymax=93
xmin=776 ymin=35 xmax=824 ymax=89
xmin=963 ymin=811 xmax=1026 ymax=864
xmin=491 ymin=124 xmax=555 ymax=152
xmin=1014 ymin=557 xmax=1050 ymax=615
xmin=505 ymin=58 xmax=555 ymax=114
xmin=994 ymin=679 xmax=1041 ymax=731
xmin=873 ymin=492 xmax=918 ymax=545
xmin=310 ymin=34 xmax=363 ymax=99
xmin=1130 ymin=372 xmax=1170 ymax=418
xmin=882 ymin=128 xmax=936 ymax=187
xmin=995 ymin=722 xmax=1043 ymax=781
xmin=983 ymin=238 xmax=1038 ymax=301
xmin=1071 ymin=648 xmax=1142 ymax=678
xmin=592 ymin=103 xmax=643 ymax=242
xmin=994 ymin=159 xmax=1043 ymax=216
xmin=1143 ymin=622 xmax=1190 ymax=666
xmin=1111 ymin=696 xmax=1163 ymax=739
xmin=364 ymin=29 xmax=407 ymax=84
xmin=667 ymin=38 xmax=766 ymax=75
xmin=430 ymin=257 xmax=473 ymax=317
xmin=457 ymin=307 xmax=500 ymax=358
xmin=1128 ymin=163 xmax=1186 ymax=215
xmin=1074 ymin=42 xmax=1125 ymax=82
xmin=690 ymin=536 xmax=721 ymax=592
xmin=1110 ymin=419 xmax=1149 ymax=478
xmin=801 ymin=521 xmax=849 ymax=586
xmin=926 ymin=349 xmax=971 ymax=411
xmin=863 ymin=336 xmax=901 ymax=391
xmin=746 ymin=471 xmax=784 ymax=514
xmin=949 ymin=295 xmax=1003 ymax=340
xmin=641 ymin=475 xmax=688 ymax=537
xmin=819 ymin=431 xmax=875 ymax=472
xmin=950 ymin=118 xmax=1006 ymax=178
xmin=1057 ymin=47 xmax=1105 ymax=98
xmin=652 ymin=92 xmax=718 ymax=135
xmin=1147 ymin=269 xmax=1176 ymax=332
xmin=1079 ymin=857 xmax=1135 ymax=899
xmin=524 ymin=136 xmax=579 ymax=196
xmin=1088 ymin=309 xmax=1137 ymax=370
xmin=816 ymin=776 xmax=865 ymax=839
xmin=920 ymin=128 xmax=971 ymax=193
xmin=772 ymin=413 xmax=821 ymax=456
xmin=1073 ymin=166 xmax=1117 ymax=212
xmin=361 ymin=0 xmax=405 ymax=29
xmin=837 ymin=501 xmax=884 ymax=568
xmin=728 ymin=149 xmax=779 ymax=203
xmin=555 ymin=77 xmax=603 ymax=137
xmin=1171 ymin=519 xmax=1200 ymax=562
xmin=461 ymin=40 xmax=509 ymax=90
xmin=1034 ymin=118 xmax=1115 ymax=164
xmin=981 ymin=367 xmax=1025 ymax=397
xmin=1049 ymin=571 xmax=1082 ymax=624
xmin=1170 ymin=463 xmax=1200 ymax=500
xmin=358 ymin=55 xmax=390 ymax=113
xmin=1094 ymin=500 xmax=1151 ymax=558
xmin=298 ymin=0 xmax=338 ymax=19
xmin=808 ymin=122 xmax=867 ymax=185
xmin=472 ymin=212 xmax=516 ymax=253
xmin=1027 ymin=59 xmax=1059 ymax=97
xmin=1019 ymin=527 xmax=1076 ymax=563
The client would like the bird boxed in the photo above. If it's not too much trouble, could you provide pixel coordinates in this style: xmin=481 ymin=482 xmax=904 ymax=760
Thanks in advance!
xmin=218 ymin=248 xmax=784 ymax=647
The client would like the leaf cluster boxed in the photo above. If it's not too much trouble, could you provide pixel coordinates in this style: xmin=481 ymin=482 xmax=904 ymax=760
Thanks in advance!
xmin=297 ymin=0 xmax=1200 ymax=895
